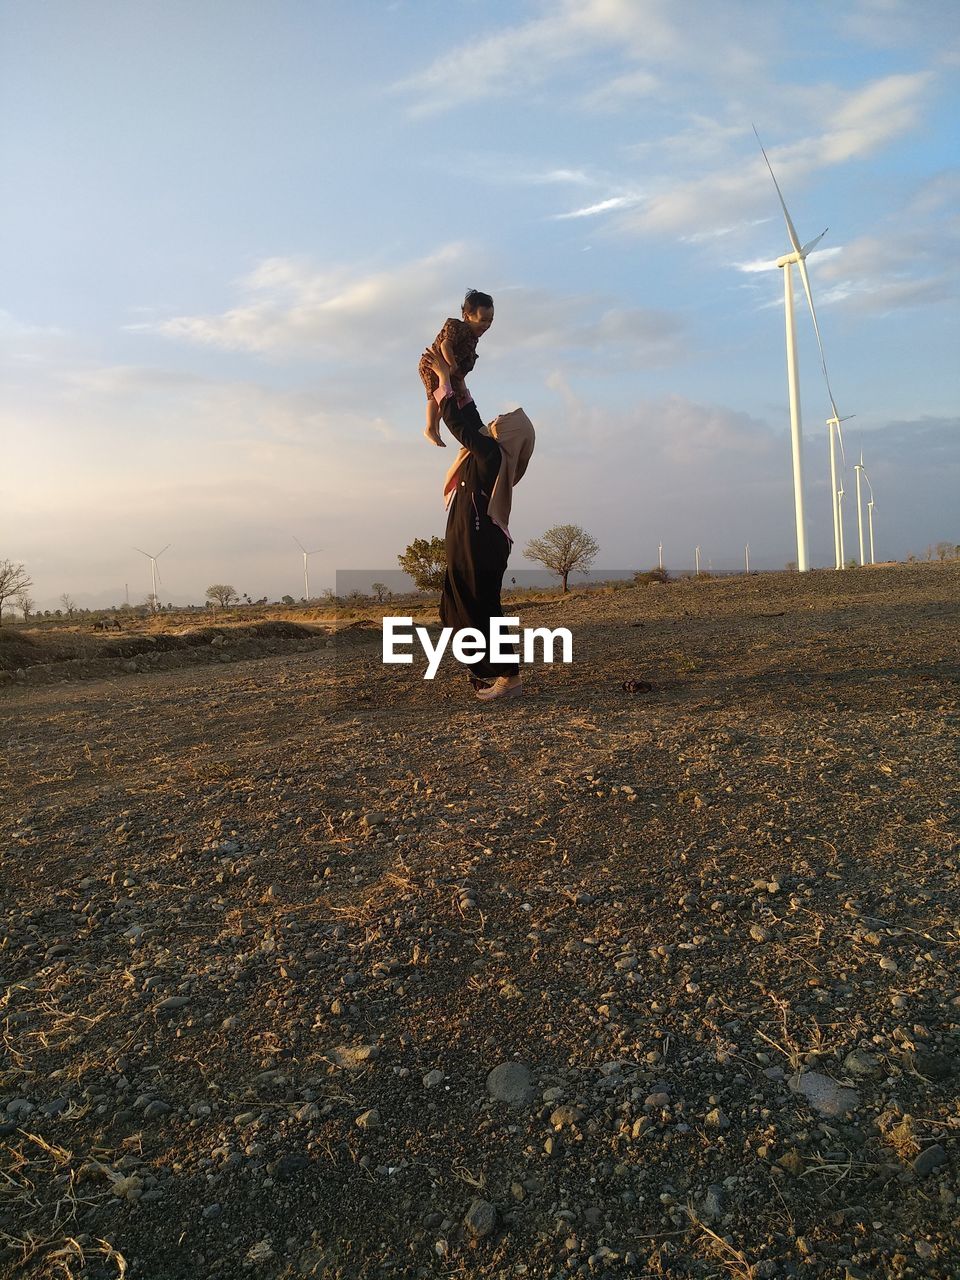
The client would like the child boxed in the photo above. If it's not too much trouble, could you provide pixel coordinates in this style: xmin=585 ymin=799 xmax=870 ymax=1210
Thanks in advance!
xmin=419 ymin=289 xmax=494 ymax=446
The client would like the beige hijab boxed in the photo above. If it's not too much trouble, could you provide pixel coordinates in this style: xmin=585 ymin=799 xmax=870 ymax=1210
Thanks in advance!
xmin=443 ymin=408 xmax=535 ymax=543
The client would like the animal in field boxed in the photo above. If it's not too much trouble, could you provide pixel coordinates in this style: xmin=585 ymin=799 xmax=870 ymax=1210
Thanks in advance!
xmin=93 ymin=617 xmax=123 ymax=632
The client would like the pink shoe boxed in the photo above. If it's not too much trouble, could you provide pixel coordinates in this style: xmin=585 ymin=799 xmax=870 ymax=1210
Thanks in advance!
xmin=475 ymin=675 xmax=522 ymax=701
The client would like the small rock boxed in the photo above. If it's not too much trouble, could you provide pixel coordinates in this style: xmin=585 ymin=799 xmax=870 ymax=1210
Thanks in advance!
xmin=789 ymin=1071 xmax=859 ymax=1119
xmin=245 ymin=1240 xmax=274 ymax=1263
xmin=843 ymin=1049 xmax=880 ymax=1077
xmin=142 ymin=1100 xmax=171 ymax=1120
xmin=644 ymin=1092 xmax=670 ymax=1109
xmin=463 ymin=1197 xmax=498 ymax=1239
xmin=878 ymin=956 xmax=898 ymax=973
xmin=915 ymin=1240 xmax=935 ymax=1260
xmin=750 ymin=924 xmax=771 ymax=943
xmin=355 ymin=1108 xmax=380 ymax=1130
xmin=156 ymin=996 xmax=190 ymax=1011
xmin=423 ymin=1069 xmax=444 ymax=1089
xmin=700 ymin=1184 xmax=727 ymax=1222
xmin=912 ymin=1144 xmax=947 ymax=1177
xmin=704 ymin=1107 xmax=730 ymax=1131
xmin=550 ymin=1105 xmax=585 ymax=1129
xmin=486 ymin=1062 xmax=535 ymax=1106
xmin=6 ymin=1099 xmax=35 ymax=1118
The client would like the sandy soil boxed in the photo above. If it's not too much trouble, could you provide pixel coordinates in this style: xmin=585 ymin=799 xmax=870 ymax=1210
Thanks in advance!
xmin=1 ymin=565 xmax=958 ymax=1279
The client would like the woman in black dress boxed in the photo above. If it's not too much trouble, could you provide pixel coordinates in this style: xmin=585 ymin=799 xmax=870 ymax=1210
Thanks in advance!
xmin=422 ymin=347 xmax=531 ymax=701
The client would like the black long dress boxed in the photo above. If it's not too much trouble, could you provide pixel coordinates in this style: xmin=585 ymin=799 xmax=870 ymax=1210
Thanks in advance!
xmin=438 ymin=396 xmax=520 ymax=682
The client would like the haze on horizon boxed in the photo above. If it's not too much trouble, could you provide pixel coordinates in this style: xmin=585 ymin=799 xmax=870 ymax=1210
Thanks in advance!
xmin=2 ymin=0 xmax=958 ymax=611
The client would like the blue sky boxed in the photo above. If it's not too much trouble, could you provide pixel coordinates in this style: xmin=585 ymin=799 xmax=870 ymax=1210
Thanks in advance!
xmin=3 ymin=0 xmax=958 ymax=608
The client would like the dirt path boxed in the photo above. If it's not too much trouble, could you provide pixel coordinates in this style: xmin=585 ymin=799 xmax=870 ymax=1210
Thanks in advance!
xmin=1 ymin=566 xmax=958 ymax=1279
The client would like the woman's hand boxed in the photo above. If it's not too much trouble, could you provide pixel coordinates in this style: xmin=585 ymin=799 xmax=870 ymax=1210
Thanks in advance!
xmin=424 ymin=346 xmax=451 ymax=380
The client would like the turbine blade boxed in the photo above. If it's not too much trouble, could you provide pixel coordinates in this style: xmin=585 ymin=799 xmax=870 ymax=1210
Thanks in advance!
xmin=133 ymin=546 xmax=150 ymax=557
xmin=796 ymin=255 xmax=841 ymax=422
xmin=801 ymin=229 xmax=828 ymax=256
xmin=753 ymin=125 xmax=803 ymax=255
xmin=157 ymin=544 xmax=171 ymax=558
xmin=293 ymin=536 xmax=306 ymax=553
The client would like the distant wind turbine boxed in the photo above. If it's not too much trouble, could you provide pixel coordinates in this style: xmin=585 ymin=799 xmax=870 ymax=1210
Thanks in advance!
xmin=755 ymin=126 xmax=850 ymax=574
xmin=862 ymin=466 xmax=878 ymax=564
xmin=133 ymin=544 xmax=169 ymax=611
xmin=855 ymin=455 xmax=880 ymax=565
xmin=293 ymin=537 xmax=322 ymax=600
xmin=853 ymin=452 xmax=873 ymax=566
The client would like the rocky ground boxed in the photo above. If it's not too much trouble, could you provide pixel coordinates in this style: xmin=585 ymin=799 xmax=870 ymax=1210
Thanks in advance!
xmin=1 ymin=564 xmax=958 ymax=1280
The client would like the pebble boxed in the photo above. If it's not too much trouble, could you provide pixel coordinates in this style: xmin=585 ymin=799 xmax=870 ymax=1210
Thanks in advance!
xmin=423 ymin=1069 xmax=444 ymax=1088
xmin=156 ymin=996 xmax=190 ymax=1011
xmin=749 ymin=924 xmax=771 ymax=943
xmin=6 ymin=1099 xmax=35 ymax=1118
xmin=912 ymin=1144 xmax=946 ymax=1177
xmin=843 ymin=1049 xmax=880 ymax=1077
xmin=463 ymin=1198 xmax=498 ymax=1239
xmin=789 ymin=1071 xmax=859 ymax=1119
xmin=486 ymin=1062 xmax=535 ymax=1106
xmin=142 ymin=1100 xmax=172 ymax=1120
xmin=700 ymin=1184 xmax=727 ymax=1222
xmin=704 ymin=1107 xmax=730 ymax=1131
xmin=355 ymin=1108 xmax=380 ymax=1130
xmin=550 ymin=1105 xmax=585 ymax=1129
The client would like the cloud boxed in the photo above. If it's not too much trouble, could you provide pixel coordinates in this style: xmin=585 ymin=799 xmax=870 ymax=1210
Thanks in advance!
xmin=395 ymin=0 xmax=763 ymax=116
xmin=487 ymin=286 xmax=687 ymax=368
xmin=615 ymin=72 xmax=935 ymax=240
xmin=552 ymin=193 xmax=646 ymax=219
xmin=150 ymin=244 xmax=474 ymax=358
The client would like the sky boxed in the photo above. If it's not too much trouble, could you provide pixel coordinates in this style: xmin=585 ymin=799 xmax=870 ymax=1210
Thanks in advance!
xmin=2 ymin=0 xmax=959 ymax=610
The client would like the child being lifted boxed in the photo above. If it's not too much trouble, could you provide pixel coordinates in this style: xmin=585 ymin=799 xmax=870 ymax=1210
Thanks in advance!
xmin=419 ymin=288 xmax=494 ymax=447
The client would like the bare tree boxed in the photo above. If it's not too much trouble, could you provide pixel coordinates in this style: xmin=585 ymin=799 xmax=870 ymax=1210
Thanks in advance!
xmin=935 ymin=541 xmax=953 ymax=562
xmin=371 ymin=581 xmax=389 ymax=603
xmin=0 ymin=560 xmax=32 ymax=626
xmin=14 ymin=590 xmax=35 ymax=621
xmin=524 ymin=524 xmax=599 ymax=593
xmin=59 ymin=592 xmax=76 ymax=617
xmin=206 ymin=584 xmax=239 ymax=608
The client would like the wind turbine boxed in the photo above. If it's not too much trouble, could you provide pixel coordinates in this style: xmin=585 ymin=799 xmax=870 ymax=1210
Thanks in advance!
xmin=854 ymin=452 xmax=868 ymax=566
xmin=862 ymin=466 xmax=877 ymax=564
xmin=745 ymin=543 xmax=751 ymax=573
xmin=755 ymin=127 xmax=849 ymax=574
xmin=293 ymin=537 xmax=322 ymax=600
xmin=855 ymin=455 xmax=880 ymax=565
xmin=695 ymin=545 xmax=701 ymax=576
xmin=827 ymin=413 xmax=854 ymax=570
xmin=133 ymin=544 xmax=169 ymax=611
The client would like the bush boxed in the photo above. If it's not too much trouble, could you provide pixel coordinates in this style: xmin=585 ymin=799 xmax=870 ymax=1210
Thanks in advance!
xmin=633 ymin=567 xmax=671 ymax=586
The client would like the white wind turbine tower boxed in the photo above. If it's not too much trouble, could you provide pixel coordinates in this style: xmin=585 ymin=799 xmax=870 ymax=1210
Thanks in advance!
xmin=293 ymin=537 xmax=322 ymax=601
xmin=756 ymin=127 xmax=850 ymax=573
xmin=862 ymin=464 xmax=877 ymax=564
xmin=133 ymin=544 xmax=169 ymax=611
xmin=853 ymin=451 xmax=873 ymax=566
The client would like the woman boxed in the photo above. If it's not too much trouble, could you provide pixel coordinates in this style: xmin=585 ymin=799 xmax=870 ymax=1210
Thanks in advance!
xmin=423 ymin=347 xmax=534 ymax=701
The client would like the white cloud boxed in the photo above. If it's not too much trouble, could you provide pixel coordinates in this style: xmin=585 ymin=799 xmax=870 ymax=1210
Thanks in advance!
xmin=553 ymin=193 xmax=645 ymax=220
xmin=615 ymin=73 xmax=935 ymax=240
xmin=396 ymin=0 xmax=764 ymax=116
xmin=151 ymin=244 xmax=475 ymax=358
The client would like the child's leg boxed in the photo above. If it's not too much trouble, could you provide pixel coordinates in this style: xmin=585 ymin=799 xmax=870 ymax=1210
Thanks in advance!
xmin=423 ymin=394 xmax=446 ymax=447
